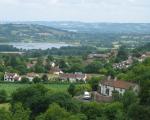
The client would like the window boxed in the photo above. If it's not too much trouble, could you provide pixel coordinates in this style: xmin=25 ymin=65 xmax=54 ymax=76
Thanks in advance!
xmin=106 ymin=88 xmax=109 ymax=95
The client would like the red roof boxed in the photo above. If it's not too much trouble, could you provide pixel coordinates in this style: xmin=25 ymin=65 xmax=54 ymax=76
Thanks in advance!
xmin=50 ymin=66 xmax=62 ymax=73
xmin=5 ymin=73 xmax=17 ymax=77
xmin=101 ymin=80 xmax=136 ymax=89
xmin=60 ymin=73 xmax=86 ymax=79
xmin=27 ymin=73 xmax=39 ymax=77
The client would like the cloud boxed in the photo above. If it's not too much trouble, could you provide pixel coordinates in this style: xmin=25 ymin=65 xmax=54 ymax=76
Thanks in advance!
xmin=0 ymin=0 xmax=150 ymax=22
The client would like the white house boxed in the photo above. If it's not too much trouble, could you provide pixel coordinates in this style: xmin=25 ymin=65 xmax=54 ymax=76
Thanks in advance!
xmin=113 ymin=56 xmax=133 ymax=70
xmin=60 ymin=73 xmax=87 ymax=83
xmin=4 ymin=72 xmax=21 ymax=82
xmin=26 ymin=73 xmax=39 ymax=82
xmin=49 ymin=66 xmax=63 ymax=75
xmin=99 ymin=77 xmax=139 ymax=96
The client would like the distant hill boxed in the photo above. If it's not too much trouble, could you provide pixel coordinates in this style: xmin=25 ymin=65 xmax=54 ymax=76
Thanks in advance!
xmin=0 ymin=24 xmax=75 ymax=43
xmin=7 ymin=21 xmax=150 ymax=34
xmin=0 ymin=22 xmax=150 ymax=47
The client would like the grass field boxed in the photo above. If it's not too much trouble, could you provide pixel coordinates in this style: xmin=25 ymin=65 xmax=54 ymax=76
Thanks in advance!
xmin=0 ymin=83 xmax=70 ymax=96
xmin=0 ymin=103 xmax=10 ymax=110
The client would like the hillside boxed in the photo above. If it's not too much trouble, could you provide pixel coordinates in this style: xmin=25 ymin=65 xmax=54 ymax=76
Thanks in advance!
xmin=9 ymin=21 xmax=150 ymax=34
xmin=0 ymin=23 xmax=150 ymax=48
xmin=0 ymin=24 xmax=75 ymax=43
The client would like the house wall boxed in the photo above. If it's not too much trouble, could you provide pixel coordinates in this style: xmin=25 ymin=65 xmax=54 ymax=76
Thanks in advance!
xmin=4 ymin=74 xmax=18 ymax=82
xmin=27 ymin=77 xmax=34 ymax=82
xmin=99 ymin=84 xmax=126 ymax=96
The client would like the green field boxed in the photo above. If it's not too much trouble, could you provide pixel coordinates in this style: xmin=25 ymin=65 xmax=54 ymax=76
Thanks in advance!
xmin=0 ymin=83 xmax=70 ymax=96
xmin=0 ymin=103 xmax=10 ymax=110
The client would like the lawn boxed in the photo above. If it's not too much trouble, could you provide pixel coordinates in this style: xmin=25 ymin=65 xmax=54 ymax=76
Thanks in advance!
xmin=0 ymin=83 xmax=70 ymax=96
xmin=0 ymin=103 xmax=10 ymax=110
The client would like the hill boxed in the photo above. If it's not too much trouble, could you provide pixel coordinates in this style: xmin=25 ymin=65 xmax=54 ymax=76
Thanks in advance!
xmin=8 ymin=21 xmax=150 ymax=34
xmin=0 ymin=24 xmax=75 ymax=43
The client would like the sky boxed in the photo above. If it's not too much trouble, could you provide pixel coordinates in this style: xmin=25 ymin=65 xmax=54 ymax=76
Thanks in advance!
xmin=0 ymin=0 xmax=150 ymax=23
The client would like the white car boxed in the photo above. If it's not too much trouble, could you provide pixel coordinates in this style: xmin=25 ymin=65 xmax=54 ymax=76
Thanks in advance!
xmin=83 ymin=91 xmax=91 ymax=100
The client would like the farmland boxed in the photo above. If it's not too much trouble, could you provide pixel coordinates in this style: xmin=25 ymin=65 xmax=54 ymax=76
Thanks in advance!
xmin=0 ymin=83 xmax=70 ymax=96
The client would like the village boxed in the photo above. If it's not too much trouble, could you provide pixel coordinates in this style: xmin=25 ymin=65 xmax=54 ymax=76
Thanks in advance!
xmin=2 ymin=48 xmax=148 ymax=102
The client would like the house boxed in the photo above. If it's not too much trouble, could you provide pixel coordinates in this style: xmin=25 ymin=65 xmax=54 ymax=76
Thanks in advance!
xmin=60 ymin=73 xmax=87 ymax=83
xmin=49 ymin=66 xmax=63 ymax=75
xmin=113 ymin=56 xmax=133 ymax=69
xmin=99 ymin=77 xmax=139 ymax=96
xmin=4 ymin=72 xmax=21 ymax=82
xmin=138 ymin=52 xmax=150 ymax=62
xmin=26 ymin=72 xmax=39 ymax=82
xmin=87 ymin=53 xmax=110 ymax=60
xmin=26 ymin=63 xmax=35 ymax=69
xmin=50 ymin=62 xmax=56 ymax=68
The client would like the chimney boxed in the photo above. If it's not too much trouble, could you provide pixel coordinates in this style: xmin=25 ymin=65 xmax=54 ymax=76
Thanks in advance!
xmin=114 ymin=77 xmax=117 ymax=81
xmin=107 ymin=76 xmax=111 ymax=81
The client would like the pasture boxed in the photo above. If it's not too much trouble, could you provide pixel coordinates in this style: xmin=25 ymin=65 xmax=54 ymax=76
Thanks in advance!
xmin=0 ymin=83 xmax=70 ymax=96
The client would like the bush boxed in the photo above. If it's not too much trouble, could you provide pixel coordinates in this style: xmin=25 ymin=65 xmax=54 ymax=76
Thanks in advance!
xmin=21 ymin=77 xmax=30 ymax=83
xmin=68 ymin=84 xmax=76 ymax=97
xmin=0 ymin=90 xmax=8 ymax=103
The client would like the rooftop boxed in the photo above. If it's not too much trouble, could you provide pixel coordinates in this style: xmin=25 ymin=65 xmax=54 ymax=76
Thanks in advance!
xmin=101 ymin=79 xmax=137 ymax=89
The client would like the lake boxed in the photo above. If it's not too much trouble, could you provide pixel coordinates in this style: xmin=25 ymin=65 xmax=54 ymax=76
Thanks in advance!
xmin=1 ymin=42 xmax=73 ymax=50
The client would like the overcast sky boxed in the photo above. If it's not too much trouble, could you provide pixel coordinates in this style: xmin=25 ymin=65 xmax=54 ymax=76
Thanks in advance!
xmin=0 ymin=0 xmax=150 ymax=23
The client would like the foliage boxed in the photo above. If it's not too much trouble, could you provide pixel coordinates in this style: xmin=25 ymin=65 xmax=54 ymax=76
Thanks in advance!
xmin=0 ymin=109 xmax=12 ymax=120
xmin=11 ymin=103 xmax=31 ymax=120
xmin=68 ymin=84 xmax=76 ymax=97
xmin=121 ymin=90 xmax=138 ymax=111
xmin=21 ymin=77 xmax=30 ymax=83
xmin=0 ymin=90 xmax=8 ymax=103
xmin=85 ymin=61 xmax=102 ymax=73
xmin=127 ymin=103 xmax=150 ymax=120
xmin=33 ymin=77 xmax=42 ymax=83
xmin=88 ymin=77 xmax=102 ymax=91
xmin=139 ymin=79 xmax=150 ymax=106
xmin=36 ymin=103 xmax=86 ymax=120
xmin=47 ymin=92 xmax=80 ymax=113
xmin=11 ymin=85 xmax=49 ymax=117
xmin=115 ymin=46 xmax=128 ymax=62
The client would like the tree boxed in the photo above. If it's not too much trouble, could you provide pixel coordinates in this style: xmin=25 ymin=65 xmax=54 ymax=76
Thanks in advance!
xmin=11 ymin=85 xmax=49 ymax=118
xmin=0 ymin=72 xmax=4 ymax=81
xmin=47 ymin=92 xmax=80 ymax=113
xmin=104 ymin=102 xmax=124 ymax=120
xmin=36 ymin=103 xmax=83 ymax=120
xmin=127 ymin=103 xmax=150 ymax=120
xmin=11 ymin=103 xmax=31 ymax=120
xmin=88 ymin=77 xmax=101 ymax=91
xmin=68 ymin=84 xmax=76 ymax=97
xmin=99 ymin=68 xmax=108 ymax=75
xmin=121 ymin=90 xmax=138 ymax=111
xmin=0 ymin=90 xmax=8 ymax=103
xmin=16 ymin=65 xmax=27 ymax=75
xmin=115 ymin=46 xmax=128 ymax=62
xmin=139 ymin=80 xmax=150 ymax=106
xmin=21 ymin=77 xmax=30 ymax=83
xmin=0 ymin=109 xmax=12 ymax=120
xmin=47 ymin=55 xmax=54 ymax=62
xmin=69 ymin=63 xmax=84 ymax=73
xmin=33 ymin=77 xmax=41 ymax=83
xmin=34 ymin=65 xmax=45 ymax=73
xmin=85 ymin=61 xmax=102 ymax=73
xmin=41 ymin=74 xmax=48 ymax=82
xmin=81 ymin=102 xmax=104 ymax=120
